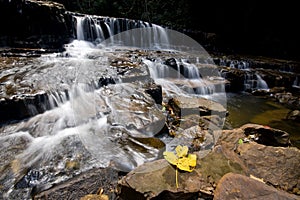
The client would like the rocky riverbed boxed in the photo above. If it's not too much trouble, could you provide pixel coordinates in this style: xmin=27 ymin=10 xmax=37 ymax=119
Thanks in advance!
xmin=1 ymin=1 xmax=300 ymax=199
xmin=31 ymin=124 xmax=300 ymax=200
xmin=1 ymin=45 xmax=300 ymax=200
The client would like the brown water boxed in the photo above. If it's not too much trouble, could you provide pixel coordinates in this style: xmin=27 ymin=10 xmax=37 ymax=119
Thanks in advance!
xmin=226 ymin=93 xmax=300 ymax=148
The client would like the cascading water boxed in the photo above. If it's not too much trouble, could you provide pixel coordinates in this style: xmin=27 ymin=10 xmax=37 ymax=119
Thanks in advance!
xmin=293 ymin=76 xmax=300 ymax=89
xmin=256 ymin=74 xmax=269 ymax=90
xmin=0 ymin=14 xmax=227 ymax=199
xmin=244 ymin=72 xmax=269 ymax=91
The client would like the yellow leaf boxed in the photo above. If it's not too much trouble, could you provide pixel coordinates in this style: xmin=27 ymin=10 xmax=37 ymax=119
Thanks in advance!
xmin=163 ymin=151 xmax=178 ymax=166
xmin=175 ymin=145 xmax=188 ymax=158
xmin=188 ymin=154 xmax=197 ymax=167
xmin=177 ymin=157 xmax=193 ymax=172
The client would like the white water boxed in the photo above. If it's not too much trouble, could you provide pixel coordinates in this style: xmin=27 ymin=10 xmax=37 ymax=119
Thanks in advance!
xmin=244 ymin=73 xmax=269 ymax=91
xmin=75 ymin=16 xmax=85 ymax=40
xmin=293 ymin=76 xmax=300 ymax=88
xmin=0 ymin=17 xmax=228 ymax=198
xmin=256 ymin=74 xmax=269 ymax=90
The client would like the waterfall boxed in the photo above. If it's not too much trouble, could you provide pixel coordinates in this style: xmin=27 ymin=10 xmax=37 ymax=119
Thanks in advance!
xmin=256 ymin=74 xmax=269 ymax=90
xmin=293 ymin=76 xmax=300 ymax=88
xmin=244 ymin=72 xmax=269 ymax=91
xmin=144 ymin=58 xmax=221 ymax=96
xmin=75 ymin=16 xmax=85 ymax=40
xmin=0 ymin=16 xmax=229 ymax=198
xmin=73 ymin=15 xmax=171 ymax=49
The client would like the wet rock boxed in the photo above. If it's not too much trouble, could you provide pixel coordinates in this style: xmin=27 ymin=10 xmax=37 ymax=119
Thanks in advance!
xmin=269 ymin=86 xmax=286 ymax=94
xmin=213 ymin=55 xmax=300 ymax=73
xmin=164 ymin=58 xmax=178 ymax=70
xmin=106 ymin=83 xmax=166 ymax=137
xmin=173 ymin=126 xmax=214 ymax=152
xmin=219 ymin=67 xmax=246 ymax=92
xmin=286 ymin=110 xmax=300 ymax=122
xmin=179 ymin=114 xmax=223 ymax=132
xmin=0 ymin=92 xmax=52 ymax=123
xmin=168 ymin=96 xmax=227 ymax=117
xmin=241 ymin=124 xmax=291 ymax=147
xmin=33 ymin=167 xmax=120 ymax=200
xmin=98 ymin=77 xmax=116 ymax=87
xmin=254 ymin=69 xmax=295 ymax=89
xmin=252 ymin=89 xmax=269 ymax=96
xmin=273 ymin=92 xmax=300 ymax=110
xmin=145 ymin=84 xmax=162 ymax=105
xmin=214 ymin=173 xmax=298 ymax=200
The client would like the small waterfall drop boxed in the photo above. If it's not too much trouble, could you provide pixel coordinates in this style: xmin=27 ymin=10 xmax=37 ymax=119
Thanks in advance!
xmin=256 ymin=74 xmax=269 ymax=90
xmin=244 ymin=73 xmax=269 ymax=91
xmin=293 ymin=76 xmax=300 ymax=89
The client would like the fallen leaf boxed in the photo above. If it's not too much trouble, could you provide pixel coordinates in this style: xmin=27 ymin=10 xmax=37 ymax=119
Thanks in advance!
xmin=175 ymin=145 xmax=188 ymax=158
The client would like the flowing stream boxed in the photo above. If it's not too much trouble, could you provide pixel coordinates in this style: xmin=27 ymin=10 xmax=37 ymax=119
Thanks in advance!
xmin=0 ymin=15 xmax=227 ymax=199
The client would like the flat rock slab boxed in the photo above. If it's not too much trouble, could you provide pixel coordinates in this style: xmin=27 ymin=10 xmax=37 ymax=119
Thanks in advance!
xmin=214 ymin=173 xmax=299 ymax=200
xmin=168 ymin=96 xmax=226 ymax=117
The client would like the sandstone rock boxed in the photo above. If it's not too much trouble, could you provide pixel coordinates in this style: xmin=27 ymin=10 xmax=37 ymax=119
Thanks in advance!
xmin=240 ymin=123 xmax=291 ymax=147
xmin=168 ymin=96 xmax=226 ymax=118
xmin=236 ymin=141 xmax=300 ymax=194
xmin=214 ymin=173 xmax=299 ymax=200
xmin=218 ymin=125 xmax=300 ymax=194
xmin=118 ymin=148 xmax=245 ymax=200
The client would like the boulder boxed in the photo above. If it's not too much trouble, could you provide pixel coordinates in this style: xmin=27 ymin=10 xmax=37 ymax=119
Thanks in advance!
xmin=214 ymin=173 xmax=299 ymax=200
